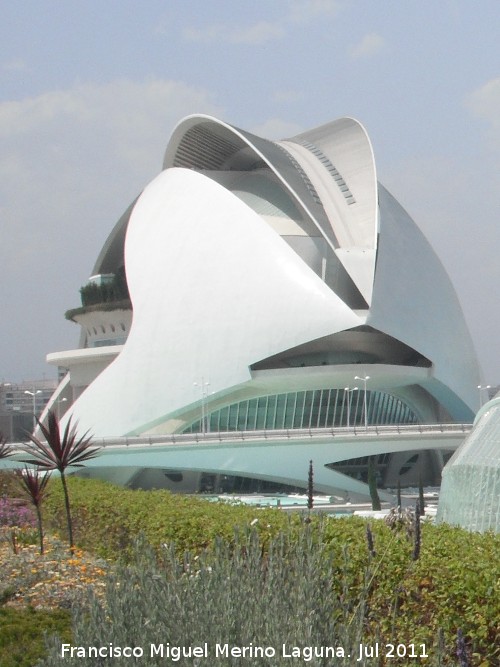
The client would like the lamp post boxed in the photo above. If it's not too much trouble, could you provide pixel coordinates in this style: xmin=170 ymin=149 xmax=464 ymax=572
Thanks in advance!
xmin=24 ymin=389 xmax=42 ymax=431
xmin=57 ymin=397 xmax=68 ymax=419
xmin=194 ymin=378 xmax=210 ymax=435
xmin=354 ymin=375 xmax=370 ymax=430
xmin=343 ymin=386 xmax=358 ymax=429
xmin=477 ymin=384 xmax=491 ymax=408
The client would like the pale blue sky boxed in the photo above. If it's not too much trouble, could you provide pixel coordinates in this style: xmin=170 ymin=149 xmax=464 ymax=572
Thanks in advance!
xmin=1 ymin=0 xmax=500 ymax=384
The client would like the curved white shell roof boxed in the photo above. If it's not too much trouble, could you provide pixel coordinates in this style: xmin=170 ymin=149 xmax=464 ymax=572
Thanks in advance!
xmin=165 ymin=114 xmax=378 ymax=303
xmin=64 ymin=167 xmax=362 ymax=435
xmin=54 ymin=114 xmax=480 ymax=437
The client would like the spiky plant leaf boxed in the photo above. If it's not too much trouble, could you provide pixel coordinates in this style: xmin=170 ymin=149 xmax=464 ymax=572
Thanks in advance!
xmin=0 ymin=431 xmax=13 ymax=459
xmin=20 ymin=410 xmax=100 ymax=471
xmin=14 ymin=466 xmax=52 ymax=554
xmin=19 ymin=409 xmax=100 ymax=551
xmin=15 ymin=467 xmax=52 ymax=508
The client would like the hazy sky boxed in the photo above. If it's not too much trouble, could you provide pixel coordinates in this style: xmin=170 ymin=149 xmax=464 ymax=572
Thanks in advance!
xmin=1 ymin=0 xmax=500 ymax=385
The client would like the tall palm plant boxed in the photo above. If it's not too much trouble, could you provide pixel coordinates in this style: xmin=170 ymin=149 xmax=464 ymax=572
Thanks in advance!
xmin=15 ymin=467 xmax=51 ymax=554
xmin=21 ymin=409 xmax=100 ymax=550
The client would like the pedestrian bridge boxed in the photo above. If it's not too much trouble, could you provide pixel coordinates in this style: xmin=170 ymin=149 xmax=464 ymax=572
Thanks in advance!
xmin=6 ymin=423 xmax=472 ymax=499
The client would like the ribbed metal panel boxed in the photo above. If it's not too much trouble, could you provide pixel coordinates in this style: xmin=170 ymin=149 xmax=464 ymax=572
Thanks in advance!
xmin=296 ymin=139 xmax=356 ymax=204
xmin=173 ymin=124 xmax=242 ymax=170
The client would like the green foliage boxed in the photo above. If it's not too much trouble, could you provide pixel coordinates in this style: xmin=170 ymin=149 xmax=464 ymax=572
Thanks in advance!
xmin=40 ymin=477 xmax=500 ymax=664
xmin=37 ymin=530 xmax=366 ymax=666
xmin=43 ymin=477 xmax=290 ymax=559
xmin=36 ymin=524 xmax=500 ymax=666
xmin=65 ymin=299 xmax=132 ymax=322
xmin=0 ymin=607 xmax=71 ymax=667
xmin=79 ymin=268 xmax=129 ymax=307
xmin=64 ymin=266 xmax=131 ymax=321
xmin=0 ymin=471 xmax=23 ymax=498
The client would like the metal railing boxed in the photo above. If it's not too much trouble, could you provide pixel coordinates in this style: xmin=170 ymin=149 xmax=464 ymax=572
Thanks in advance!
xmin=81 ymin=422 xmax=473 ymax=450
xmin=7 ymin=423 xmax=472 ymax=454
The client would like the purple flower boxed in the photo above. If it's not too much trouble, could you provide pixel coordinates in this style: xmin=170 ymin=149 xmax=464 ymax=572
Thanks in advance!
xmin=0 ymin=496 xmax=36 ymax=528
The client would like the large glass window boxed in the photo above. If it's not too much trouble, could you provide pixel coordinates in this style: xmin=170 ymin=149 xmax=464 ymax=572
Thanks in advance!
xmin=184 ymin=389 xmax=419 ymax=433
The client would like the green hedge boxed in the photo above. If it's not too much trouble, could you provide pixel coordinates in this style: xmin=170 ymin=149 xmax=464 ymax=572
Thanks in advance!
xmin=43 ymin=477 xmax=292 ymax=558
xmin=40 ymin=477 xmax=500 ymax=665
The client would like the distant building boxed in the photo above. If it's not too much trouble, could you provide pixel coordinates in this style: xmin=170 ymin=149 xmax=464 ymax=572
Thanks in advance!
xmin=0 ymin=379 xmax=57 ymax=441
xmin=41 ymin=115 xmax=480 ymax=497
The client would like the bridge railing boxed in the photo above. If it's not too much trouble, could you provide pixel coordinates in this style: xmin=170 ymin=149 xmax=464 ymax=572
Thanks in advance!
xmin=7 ymin=423 xmax=472 ymax=453
xmin=88 ymin=422 xmax=473 ymax=449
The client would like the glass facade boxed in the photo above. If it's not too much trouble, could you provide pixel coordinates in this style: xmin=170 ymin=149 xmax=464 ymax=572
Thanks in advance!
xmin=184 ymin=389 xmax=418 ymax=433
xmin=437 ymin=400 xmax=500 ymax=533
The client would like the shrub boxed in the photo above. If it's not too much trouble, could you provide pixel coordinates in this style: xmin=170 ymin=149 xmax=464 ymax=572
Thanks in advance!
xmin=0 ymin=496 xmax=37 ymax=553
xmin=0 ymin=496 xmax=36 ymax=529
xmin=0 ymin=471 xmax=23 ymax=498
xmin=42 ymin=477 xmax=292 ymax=559
xmin=37 ymin=478 xmax=500 ymax=665
xmin=0 ymin=607 xmax=71 ymax=667
xmin=79 ymin=269 xmax=130 ymax=307
xmin=37 ymin=524 xmax=499 ymax=667
xmin=38 ymin=529 xmax=368 ymax=666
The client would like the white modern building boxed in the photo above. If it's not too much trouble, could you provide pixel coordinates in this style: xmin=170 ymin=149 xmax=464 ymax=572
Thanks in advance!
xmin=43 ymin=115 xmax=481 ymax=496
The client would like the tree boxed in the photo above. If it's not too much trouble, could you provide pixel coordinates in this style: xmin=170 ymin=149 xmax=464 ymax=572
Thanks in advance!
xmin=20 ymin=409 xmax=100 ymax=551
xmin=15 ymin=467 xmax=51 ymax=554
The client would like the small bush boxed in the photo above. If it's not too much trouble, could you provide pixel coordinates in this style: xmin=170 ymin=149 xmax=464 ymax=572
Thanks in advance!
xmin=0 ymin=496 xmax=36 ymax=529
xmin=38 ymin=529 xmax=368 ymax=666
xmin=0 ymin=472 xmax=21 ymax=498
xmin=0 ymin=496 xmax=37 ymax=554
xmin=0 ymin=607 xmax=71 ymax=667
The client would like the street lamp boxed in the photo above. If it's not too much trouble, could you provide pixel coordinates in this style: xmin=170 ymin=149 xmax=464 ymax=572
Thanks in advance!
xmin=24 ymin=389 xmax=42 ymax=430
xmin=477 ymin=384 xmax=491 ymax=408
xmin=354 ymin=375 xmax=370 ymax=430
xmin=343 ymin=387 xmax=358 ymax=429
xmin=194 ymin=378 xmax=211 ymax=435
xmin=57 ymin=397 xmax=68 ymax=418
